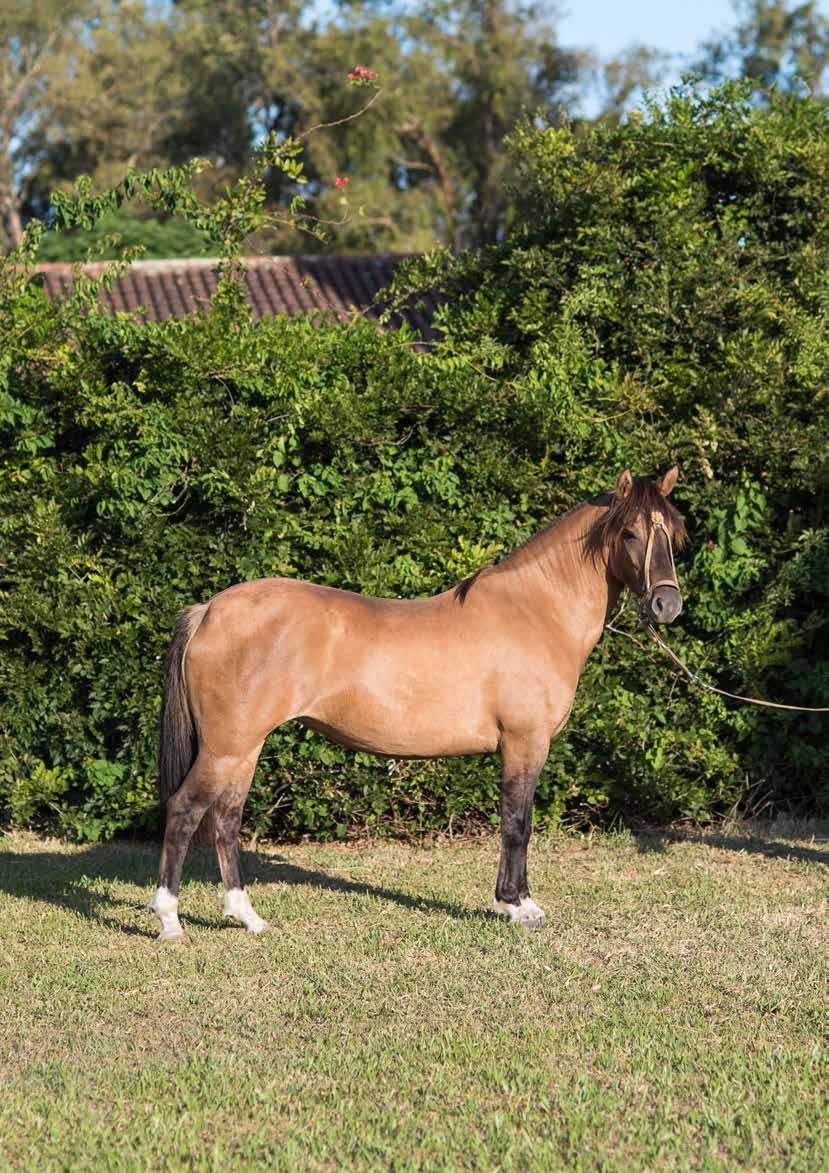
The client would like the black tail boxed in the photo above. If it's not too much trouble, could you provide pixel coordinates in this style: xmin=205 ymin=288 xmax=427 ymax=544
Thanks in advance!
xmin=157 ymin=604 xmax=206 ymax=806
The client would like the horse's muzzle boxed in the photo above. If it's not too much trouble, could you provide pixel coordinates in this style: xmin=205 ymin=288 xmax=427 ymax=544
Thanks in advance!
xmin=642 ymin=585 xmax=683 ymax=624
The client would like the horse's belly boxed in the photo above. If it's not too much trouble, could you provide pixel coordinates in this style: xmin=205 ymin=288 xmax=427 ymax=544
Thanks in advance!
xmin=297 ymin=715 xmax=496 ymax=759
xmin=298 ymin=678 xmax=499 ymax=758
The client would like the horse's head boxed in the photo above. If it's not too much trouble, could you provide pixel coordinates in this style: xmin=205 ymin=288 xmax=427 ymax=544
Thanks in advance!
xmin=592 ymin=466 xmax=687 ymax=625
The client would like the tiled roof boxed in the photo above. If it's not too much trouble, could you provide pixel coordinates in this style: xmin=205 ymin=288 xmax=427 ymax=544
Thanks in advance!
xmin=34 ymin=254 xmax=433 ymax=334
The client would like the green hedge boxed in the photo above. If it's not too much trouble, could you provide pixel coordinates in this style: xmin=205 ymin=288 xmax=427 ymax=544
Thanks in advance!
xmin=1 ymin=82 xmax=827 ymax=840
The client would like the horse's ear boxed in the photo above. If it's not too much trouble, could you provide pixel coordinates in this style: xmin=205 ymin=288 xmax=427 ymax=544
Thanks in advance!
xmin=656 ymin=465 xmax=679 ymax=497
xmin=614 ymin=468 xmax=633 ymax=499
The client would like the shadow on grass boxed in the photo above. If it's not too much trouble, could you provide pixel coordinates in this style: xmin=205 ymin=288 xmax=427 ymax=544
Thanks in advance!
xmin=0 ymin=841 xmax=492 ymax=936
xmin=632 ymin=826 xmax=829 ymax=866
xmin=2 ymin=825 xmax=825 ymax=937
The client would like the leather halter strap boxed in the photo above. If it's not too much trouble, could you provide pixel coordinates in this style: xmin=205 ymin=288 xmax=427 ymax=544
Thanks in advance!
xmin=642 ymin=510 xmax=678 ymax=597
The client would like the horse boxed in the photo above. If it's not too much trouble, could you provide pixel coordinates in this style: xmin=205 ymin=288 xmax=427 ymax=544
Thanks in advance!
xmin=150 ymin=467 xmax=686 ymax=940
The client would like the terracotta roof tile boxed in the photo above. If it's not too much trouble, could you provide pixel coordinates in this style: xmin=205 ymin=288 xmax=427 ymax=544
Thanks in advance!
xmin=33 ymin=254 xmax=434 ymax=331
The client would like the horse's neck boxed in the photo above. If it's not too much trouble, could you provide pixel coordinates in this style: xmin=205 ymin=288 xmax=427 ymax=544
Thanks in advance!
xmin=498 ymin=503 xmax=618 ymax=665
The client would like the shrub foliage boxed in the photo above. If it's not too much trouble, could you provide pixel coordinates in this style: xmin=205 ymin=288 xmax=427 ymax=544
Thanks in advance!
xmin=1 ymin=83 xmax=827 ymax=840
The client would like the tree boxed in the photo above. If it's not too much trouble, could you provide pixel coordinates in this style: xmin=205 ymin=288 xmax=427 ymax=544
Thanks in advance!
xmin=695 ymin=0 xmax=829 ymax=94
xmin=0 ymin=0 xmax=94 ymax=248
xmin=24 ymin=1 xmax=240 ymax=217
xmin=5 ymin=0 xmax=667 ymax=257
xmin=393 ymin=0 xmax=589 ymax=247
xmin=3 ymin=1 xmax=682 ymax=256
xmin=596 ymin=43 xmax=671 ymax=124
xmin=35 ymin=207 xmax=211 ymax=261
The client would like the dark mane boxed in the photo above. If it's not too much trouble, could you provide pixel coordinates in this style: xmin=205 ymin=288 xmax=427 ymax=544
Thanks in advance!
xmin=584 ymin=477 xmax=687 ymax=562
xmin=454 ymin=565 xmax=493 ymax=604
xmin=453 ymin=501 xmax=586 ymax=605
xmin=453 ymin=500 xmax=597 ymax=604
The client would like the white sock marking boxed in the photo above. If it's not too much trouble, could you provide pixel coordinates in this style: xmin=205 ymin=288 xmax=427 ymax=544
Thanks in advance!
xmin=224 ymin=888 xmax=268 ymax=934
xmin=151 ymin=885 xmax=184 ymax=940
xmin=493 ymin=895 xmax=546 ymax=928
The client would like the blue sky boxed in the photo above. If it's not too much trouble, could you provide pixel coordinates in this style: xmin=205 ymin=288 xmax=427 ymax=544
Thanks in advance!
xmin=558 ymin=0 xmax=829 ymax=63
xmin=558 ymin=1 xmax=734 ymax=63
xmin=556 ymin=0 xmax=829 ymax=113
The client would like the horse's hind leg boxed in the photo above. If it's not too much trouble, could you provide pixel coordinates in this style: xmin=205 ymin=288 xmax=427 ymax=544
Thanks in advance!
xmin=214 ymin=773 xmax=267 ymax=934
xmin=151 ymin=749 xmax=258 ymax=941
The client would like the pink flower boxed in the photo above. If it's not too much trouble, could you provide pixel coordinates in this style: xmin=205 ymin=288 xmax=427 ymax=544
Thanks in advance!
xmin=334 ymin=176 xmax=349 ymax=188
xmin=348 ymin=65 xmax=378 ymax=81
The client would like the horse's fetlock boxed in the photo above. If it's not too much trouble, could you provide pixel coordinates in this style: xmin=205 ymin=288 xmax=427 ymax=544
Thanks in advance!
xmin=495 ymin=880 xmax=527 ymax=904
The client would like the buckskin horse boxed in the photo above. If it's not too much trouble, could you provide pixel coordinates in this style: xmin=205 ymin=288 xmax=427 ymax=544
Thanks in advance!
xmin=151 ymin=467 xmax=686 ymax=940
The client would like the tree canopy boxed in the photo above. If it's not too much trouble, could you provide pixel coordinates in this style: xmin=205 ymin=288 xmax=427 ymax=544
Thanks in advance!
xmin=3 ymin=0 xmax=826 ymax=256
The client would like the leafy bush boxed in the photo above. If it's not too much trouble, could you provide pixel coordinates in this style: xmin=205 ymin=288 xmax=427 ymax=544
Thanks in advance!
xmin=1 ymin=82 xmax=827 ymax=840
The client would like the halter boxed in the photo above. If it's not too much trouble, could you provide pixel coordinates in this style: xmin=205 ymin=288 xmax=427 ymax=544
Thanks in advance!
xmin=640 ymin=509 xmax=679 ymax=611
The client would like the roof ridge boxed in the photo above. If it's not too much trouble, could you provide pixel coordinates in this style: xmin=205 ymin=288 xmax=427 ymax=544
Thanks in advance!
xmin=33 ymin=252 xmax=415 ymax=273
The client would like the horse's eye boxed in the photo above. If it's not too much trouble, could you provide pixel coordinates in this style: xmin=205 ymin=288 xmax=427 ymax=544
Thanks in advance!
xmin=622 ymin=529 xmax=638 ymax=543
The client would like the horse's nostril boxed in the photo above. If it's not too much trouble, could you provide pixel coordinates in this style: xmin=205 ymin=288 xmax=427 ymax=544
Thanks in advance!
xmin=648 ymin=588 xmax=682 ymax=624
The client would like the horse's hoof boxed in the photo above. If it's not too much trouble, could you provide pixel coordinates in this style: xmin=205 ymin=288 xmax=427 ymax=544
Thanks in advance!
xmin=244 ymin=915 xmax=268 ymax=935
xmin=150 ymin=887 xmax=184 ymax=941
xmin=224 ymin=913 xmax=268 ymax=934
xmin=157 ymin=927 xmax=185 ymax=943
xmin=493 ymin=896 xmax=547 ymax=930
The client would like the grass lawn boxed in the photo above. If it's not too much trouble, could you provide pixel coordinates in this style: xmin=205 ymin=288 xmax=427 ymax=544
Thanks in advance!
xmin=0 ymin=822 xmax=826 ymax=1171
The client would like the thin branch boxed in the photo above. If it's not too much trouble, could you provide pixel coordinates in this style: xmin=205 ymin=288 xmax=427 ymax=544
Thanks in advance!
xmin=3 ymin=29 xmax=58 ymax=120
xmin=390 ymin=156 xmax=434 ymax=173
xmin=297 ymin=87 xmax=383 ymax=141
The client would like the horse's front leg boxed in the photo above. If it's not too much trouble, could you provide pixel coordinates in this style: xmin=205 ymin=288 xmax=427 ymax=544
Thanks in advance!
xmin=493 ymin=732 xmax=550 ymax=929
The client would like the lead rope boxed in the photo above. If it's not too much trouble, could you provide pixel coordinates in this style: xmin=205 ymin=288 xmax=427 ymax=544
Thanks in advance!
xmin=641 ymin=622 xmax=829 ymax=712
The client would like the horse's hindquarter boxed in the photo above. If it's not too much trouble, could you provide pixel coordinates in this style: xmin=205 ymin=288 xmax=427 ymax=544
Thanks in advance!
xmin=187 ymin=577 xmax=570 ymax=758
